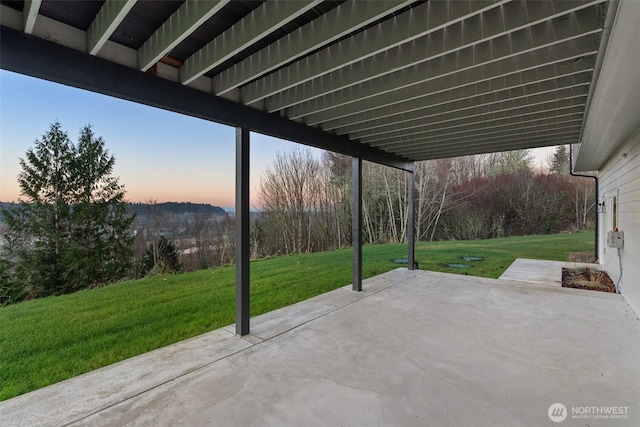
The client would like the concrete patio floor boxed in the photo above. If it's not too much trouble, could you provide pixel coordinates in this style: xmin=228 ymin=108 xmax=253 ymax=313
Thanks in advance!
xmin=1 ymin=265 xmax=639 ymax=426
xmin=499 ymin=258 xmax=604 ymax=287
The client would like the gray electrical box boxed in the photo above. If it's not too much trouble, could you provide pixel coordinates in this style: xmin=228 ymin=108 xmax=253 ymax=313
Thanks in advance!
xmin=607 ymin=231 xmax=624 ymax=249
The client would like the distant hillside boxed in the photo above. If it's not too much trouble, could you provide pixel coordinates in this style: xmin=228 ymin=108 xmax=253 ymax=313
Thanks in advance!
xmin=0 ymin=202 xmax=226 ymax=222
xmin=125 ymin=202 xmax=226 ymax=217
xmin=0 ymin=202 xmax=18 ymax=210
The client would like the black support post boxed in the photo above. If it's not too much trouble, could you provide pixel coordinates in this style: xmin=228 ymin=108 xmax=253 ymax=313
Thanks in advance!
xmin=408 ymin=166 xmax=416 ymax=270
xmin=235 ymin=127 xmax=250 ymax=336
xmin=352 ymin=157 xmax=363 ymax=291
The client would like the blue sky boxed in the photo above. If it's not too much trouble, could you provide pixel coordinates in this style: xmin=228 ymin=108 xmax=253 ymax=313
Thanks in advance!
xmin=1 ymin=70 xmax=554 ymax=208
xmin=0 ymin=70 xmax=317 ymax=207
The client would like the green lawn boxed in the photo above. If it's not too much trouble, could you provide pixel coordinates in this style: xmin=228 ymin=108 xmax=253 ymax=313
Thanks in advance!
xmin=0 ymin=232 xmax=593 ymax=400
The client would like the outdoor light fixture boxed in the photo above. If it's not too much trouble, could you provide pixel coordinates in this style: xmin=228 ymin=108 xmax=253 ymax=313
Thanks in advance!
xmin=598 ymin=199 xmax=606 ymax=213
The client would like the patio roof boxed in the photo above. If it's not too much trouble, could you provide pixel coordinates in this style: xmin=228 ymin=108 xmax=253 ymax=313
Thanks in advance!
xmin=1 ymin=268 xmax=638 ymax=425
xmin=0 ymin=0 xmax=617 ymax=164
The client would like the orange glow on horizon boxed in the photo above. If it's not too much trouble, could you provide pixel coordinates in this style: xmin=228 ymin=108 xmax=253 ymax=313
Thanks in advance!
xmin=0 ymin=180 xmax=259 ymax=208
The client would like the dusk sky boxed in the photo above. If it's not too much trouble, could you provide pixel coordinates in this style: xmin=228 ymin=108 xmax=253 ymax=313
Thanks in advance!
xmin=1 ymin=70 xmax=555 ymax=208
xmin=0 ymin=70 xmax=318 ymax=208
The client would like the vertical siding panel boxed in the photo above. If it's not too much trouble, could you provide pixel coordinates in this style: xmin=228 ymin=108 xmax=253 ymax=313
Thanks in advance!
xmin=598 ymin=133 xmax=640 ymax=317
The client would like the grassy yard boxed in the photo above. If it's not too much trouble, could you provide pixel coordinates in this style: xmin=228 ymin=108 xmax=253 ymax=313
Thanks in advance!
xmin=0 ymin=232 xmax=593 ymax=400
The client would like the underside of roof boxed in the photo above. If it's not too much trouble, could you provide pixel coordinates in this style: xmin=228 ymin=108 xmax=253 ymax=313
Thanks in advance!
xmin=0 ymin=0 xmax=620 ymax=168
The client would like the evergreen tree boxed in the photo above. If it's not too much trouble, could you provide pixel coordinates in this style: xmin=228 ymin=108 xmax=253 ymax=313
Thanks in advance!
xmin=549 ymin=145 xmax=570 ymax=174
xmin=2 ymin=122 xmax=75 ymax=296
xmin=0 ymin=122 xmax=134 ymax=299
xmin=66 ymin=125 xmax=134 ymax=289
xmin=0 ymin=254 xmax=25 ymax=306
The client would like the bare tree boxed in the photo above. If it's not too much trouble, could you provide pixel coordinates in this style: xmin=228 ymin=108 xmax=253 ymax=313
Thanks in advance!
xmin=570 ymin=176 xmax=596 ymax=229
xmin=253 ymin=146 xmax=592 ymax=255
xmin=258 ymin=148 xmax=320 ymax=254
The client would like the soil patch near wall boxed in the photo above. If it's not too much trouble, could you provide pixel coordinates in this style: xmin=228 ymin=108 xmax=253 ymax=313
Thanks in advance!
xmin=567 ymin=251 xmax=597 ymax=263
xmin=562 ymin=268 xmax=616 ymax=293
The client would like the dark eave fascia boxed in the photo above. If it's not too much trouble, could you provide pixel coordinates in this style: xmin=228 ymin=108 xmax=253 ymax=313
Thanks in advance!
xmin=0 ymin=26 xmax=413 ymax=172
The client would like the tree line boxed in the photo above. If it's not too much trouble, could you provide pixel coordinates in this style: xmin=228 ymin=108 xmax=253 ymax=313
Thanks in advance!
xmin=252 ymin=146 xmax=594 ymax=257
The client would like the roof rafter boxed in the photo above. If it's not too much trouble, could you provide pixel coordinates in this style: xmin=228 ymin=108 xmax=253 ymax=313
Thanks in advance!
xmin=323 ymin=85 xmax=588 ymax=135
xmin=22 ymin=0 xmax=41 ymax=34
xmin=308 ymin=44 xmax=596 ymax=127
xmin=293 ymin=12 xmax=602 ymax=123
xmin=180 ymin=0 xmax=323 ymax=86
xmin=213 ymin=0 xmax=414 ymax=96
xmin=87 ymin=0 xmax=137 ymax=55
xmin=364 ymin=105 xmax=586 ymax=146
xmin=138 ymin=0 xmax=231 ymax=72
xmin=399 ymin=131 xmax=580 ymax=160
xmin=241 ymin=0 xmax=505 ymax=105
xmin=395 ymin=127 xmax=582 ymax=156
xmin=370 ymin=114 xmax=584 ymax=149
xmin=399 ymin=134 xmax=580 ymax=159
xmin=350 ymin=95 xmax=587 ymax=142
xmin=269 ymin=0 xmax=604 ymax=113
xmin=408 ymin=135 xmax=580 ymax=160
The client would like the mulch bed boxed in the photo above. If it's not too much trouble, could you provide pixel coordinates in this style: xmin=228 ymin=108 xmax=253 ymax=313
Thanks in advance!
xmin=562 ymin=268 xmax=616 ymax=293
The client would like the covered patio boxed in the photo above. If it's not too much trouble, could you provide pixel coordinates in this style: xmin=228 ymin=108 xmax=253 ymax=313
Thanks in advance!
xmin=2 ymin=1 xmax=640 ymax=425
xmin=1 ymin=0 xmax=631 ymax=335
xmin=1 ymin=266 xmax=638 ymax=426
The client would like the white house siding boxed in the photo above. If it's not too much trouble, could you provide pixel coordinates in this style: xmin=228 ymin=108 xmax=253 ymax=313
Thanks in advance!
xmin=598 ymin=129 xmax=640 ymax=317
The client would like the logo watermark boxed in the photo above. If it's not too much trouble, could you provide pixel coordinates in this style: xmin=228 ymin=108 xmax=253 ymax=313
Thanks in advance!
xmin=548 ymin=403 xmax=629 ymax=422
xmin=548 ymin=403 xmax=567 ymax=423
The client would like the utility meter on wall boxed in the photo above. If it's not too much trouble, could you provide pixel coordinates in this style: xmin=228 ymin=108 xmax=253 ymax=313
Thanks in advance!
xmin=607 ymin=228 xmax=624 ymax=249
